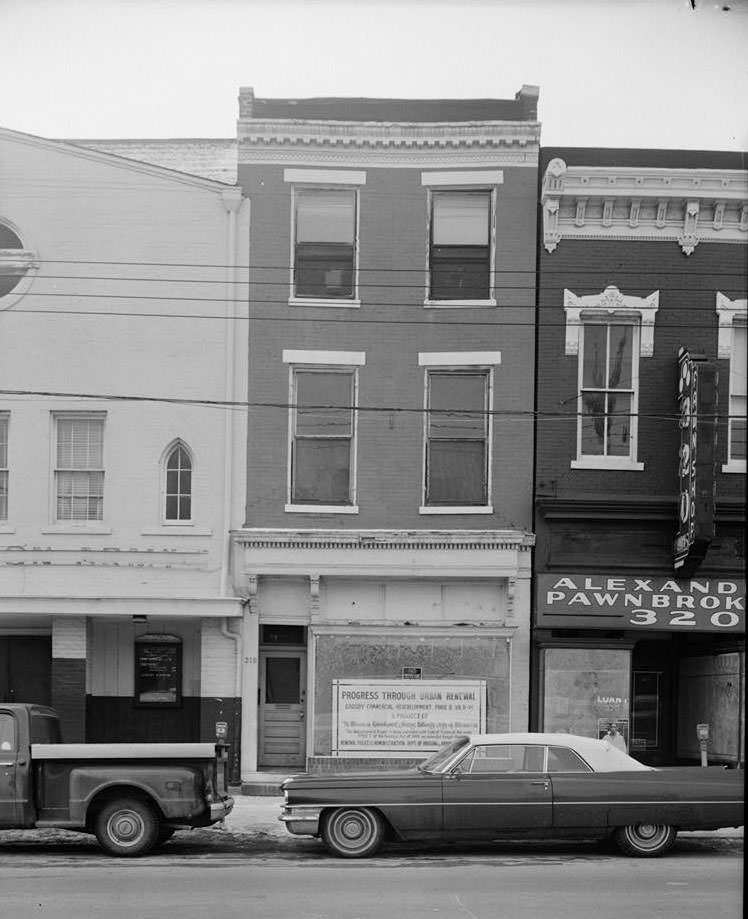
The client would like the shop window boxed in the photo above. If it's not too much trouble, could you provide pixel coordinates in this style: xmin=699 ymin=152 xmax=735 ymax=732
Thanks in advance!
xmin=0 ymin=414 xmax=8 ymax=520
xmin=134 ymin=634 xmax=182 ymax=707
xmin=164 ymin=441 xmax=192 ymax=522
xmin=54 ymin=414 xmax=105 ymax=522
xmin=424 ymin=369 xmax=490 ymax=508
xmin=429 ymin=191 xmax=491 ymax=301
xmin=290 ymin=368 xmax=356 ymax=507
xmin=293 ymin=188 xmax=357 ymax=300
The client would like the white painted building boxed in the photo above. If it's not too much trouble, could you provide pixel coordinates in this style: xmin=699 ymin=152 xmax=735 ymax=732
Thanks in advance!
xmin=0 ymin=128 xmax=248 ymax=768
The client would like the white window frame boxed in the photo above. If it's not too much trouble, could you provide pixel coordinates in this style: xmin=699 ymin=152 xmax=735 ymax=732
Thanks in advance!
xmin=422 ymin=171 xmax=502 ymax=309
xmin=49 ymin=412 xmax=108 ymax=529
xmin=285 ymin=170 xmax=366 ymax=308
xmin=161 ymin=439 xmax=194 ymax=525
xmin=716 ymin=293 xmax=747 ymax=473
xmin=565 ymin=287 xmax=658 ymax=471
xmin=0 ymin=412 xmax=8 ymax=524
xmin=0 ymin=217 xmax=38 ymax=311
xmin=418 ymin=351 xmax=501 ymax=514
xmin=283 ymin=349 xmax=365 ymax=514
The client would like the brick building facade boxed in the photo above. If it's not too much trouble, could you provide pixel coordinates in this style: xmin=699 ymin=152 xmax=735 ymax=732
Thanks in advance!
xmin=534 ymin=148 xmax=746 ymax=766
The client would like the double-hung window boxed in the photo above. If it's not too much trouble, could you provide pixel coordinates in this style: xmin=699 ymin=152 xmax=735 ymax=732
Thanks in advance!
xmin=0 ymin=414 xmax=8 ymax=520
xmin=727 ymin=322 xmax=747 ymax=466
xmin=286 ymin=170 xmax=366 ymax=305
xmin=422 ymin=171 xmax=502 ymax=305
xmin=284 ymin=350 xmax=364 ymax=511
xmin=578 ymin=322 xmax=637 ymax=462
xmin=565 ymin=286 xmax=658 ymax=471
xmin=54 ymin=414 xmax=105 ymax=522
xmin=419 ymin=352 xmax=500 ymax=512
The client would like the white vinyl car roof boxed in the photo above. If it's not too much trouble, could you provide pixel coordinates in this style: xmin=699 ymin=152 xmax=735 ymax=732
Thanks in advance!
xmin=465 ymin=733 xmax=654 ymax=772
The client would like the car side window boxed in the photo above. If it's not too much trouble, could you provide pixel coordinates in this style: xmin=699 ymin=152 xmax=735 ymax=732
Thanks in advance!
xmin=547 ymin=745 xmax=592 ymax=773
xmin=466 ymin=744 xmax=545 ymax=773
xmin=0 ymin=712 xmax=16 ymax=752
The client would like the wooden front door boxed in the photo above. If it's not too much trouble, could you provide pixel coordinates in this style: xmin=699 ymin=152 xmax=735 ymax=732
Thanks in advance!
xmin=0 ymin=637 xmax=51 ymax=705
xmin=258 ymin=650 xmax=306 ymax=768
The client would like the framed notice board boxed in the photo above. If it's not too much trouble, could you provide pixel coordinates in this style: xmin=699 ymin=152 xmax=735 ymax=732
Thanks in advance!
xmin=134 ymin=634 xmax=182 ymax=706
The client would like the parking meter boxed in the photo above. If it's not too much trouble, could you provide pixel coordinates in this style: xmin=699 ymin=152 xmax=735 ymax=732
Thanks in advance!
xmin=696 ymin=723 xmax=709 ymax=767
xmin=215 ymin=721 xmax=228 ymax=742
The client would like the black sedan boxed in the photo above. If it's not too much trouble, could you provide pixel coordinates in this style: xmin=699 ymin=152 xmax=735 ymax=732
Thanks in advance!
xmin=279 ymin=732 xmax=744 ymax=858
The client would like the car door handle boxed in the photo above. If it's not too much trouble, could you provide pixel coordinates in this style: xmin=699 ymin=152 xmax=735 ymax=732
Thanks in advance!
xmin=531 ymin=780 xmax=549 ymax=787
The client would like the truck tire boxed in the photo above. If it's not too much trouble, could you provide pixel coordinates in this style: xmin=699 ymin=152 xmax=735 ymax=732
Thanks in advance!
xmin=95 ymin=798 xmax=160 ymax=857
xmin=322 ymin=807 xmax=385 ymax=858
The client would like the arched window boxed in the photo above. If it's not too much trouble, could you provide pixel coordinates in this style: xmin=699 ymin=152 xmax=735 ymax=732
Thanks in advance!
xmin=164 ymin=442 xmax=192 ymax=521
xmin=0 ymin=221 xmax=36 ymax=302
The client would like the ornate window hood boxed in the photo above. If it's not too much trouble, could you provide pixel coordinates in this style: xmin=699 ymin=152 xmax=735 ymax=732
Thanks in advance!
xmin=542 ymin=158 xmax=748 ymax=255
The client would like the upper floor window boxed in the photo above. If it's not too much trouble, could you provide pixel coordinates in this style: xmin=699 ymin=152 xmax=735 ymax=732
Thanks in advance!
xmin=578 ymin=322 xmax=637 ymax=462
xmin=727 ymin=322 xmax=746 ymax=466
xmin=0 ymin=414 xmax=8 ymax=521
xmin=164 ymin=442 xmax=192 ymax=522
xmin=283 ymin=350 xmax=364 ymax=512
xmin=419 ymin=354 xmax=500 ymax=512
xmin=429 ymin=191 xmax=491 ymax=301
xmin=54 ymin=414 xmax=105 ymax=522
xmin=293 ymin=188 xmax=357 ymax=300
xmin=0 ymin=221 xmax=36 ymax=305
xmin=565 ymin=287 xmax=658 ymax=472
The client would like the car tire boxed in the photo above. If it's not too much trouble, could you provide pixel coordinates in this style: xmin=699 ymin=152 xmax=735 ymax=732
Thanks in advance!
xmin=94 ymin=798 xmax=160 ymax=857
xmin=613 ymin=823 xmax=677 ymax=857
xmin=322 ymin=807 xmax=385 ymax=858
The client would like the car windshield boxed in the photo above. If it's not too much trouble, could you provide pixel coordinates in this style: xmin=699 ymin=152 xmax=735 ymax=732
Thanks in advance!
xmin=418 ymin=737 xmax=471 ymax=774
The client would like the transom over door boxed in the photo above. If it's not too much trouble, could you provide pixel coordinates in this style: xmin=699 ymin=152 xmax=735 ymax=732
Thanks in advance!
xmin=258 ymin=650 xmax=306 ymax=768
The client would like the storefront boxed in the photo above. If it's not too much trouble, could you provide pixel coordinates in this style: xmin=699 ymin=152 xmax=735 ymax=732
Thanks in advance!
xmin=534 ymin=573 xmax=745 ymax=766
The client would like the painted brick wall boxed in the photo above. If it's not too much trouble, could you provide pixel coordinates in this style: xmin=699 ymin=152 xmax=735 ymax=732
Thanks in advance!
xmin=52 ymin=659 xmax=86 ymax=742
xmin=240 ymin=163 xmax=538 ymax=531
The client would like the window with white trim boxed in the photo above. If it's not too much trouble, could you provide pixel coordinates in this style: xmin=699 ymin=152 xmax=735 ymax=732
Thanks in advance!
xmin=54 ymin=414 xmax=105 ymax=522
xmin=727 ymin=322 xmax=746 ymax=465
xmin=293 ymin=188 xmax=357 ymax=300
xmin=0 ymin=413 xmax=8 ymax=520
xmin=0 ymin=222 xmax=34 ymax=300
xmin=429 ymin=191 xmax=492 ymax=301
xmin=290 ymin=368 xmax=357 ymax=506
xmin=164 ymin=441 xmax=192 ymax=521
xmin=578 ymin=321 xmax=638 ymax=462
xmin=424 ymin=369 xmax=490 ymax=507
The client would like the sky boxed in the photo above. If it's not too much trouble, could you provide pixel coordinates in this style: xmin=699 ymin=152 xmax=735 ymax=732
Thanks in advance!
xmin=2 ymin=0 xmax=748 ymax=150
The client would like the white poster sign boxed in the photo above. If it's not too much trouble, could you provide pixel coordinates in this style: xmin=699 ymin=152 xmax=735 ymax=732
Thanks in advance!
xmin=331 ymin=679 xmax=486 ymax=757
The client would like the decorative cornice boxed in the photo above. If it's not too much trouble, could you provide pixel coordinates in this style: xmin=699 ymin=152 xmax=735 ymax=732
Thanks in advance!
xmin=542 ymin=158 xmax=748 ymax=254
xmin=563 ymin=286 xmax=659 ymax=357
xmin=231 ymin=528 xmax=535 ymax=552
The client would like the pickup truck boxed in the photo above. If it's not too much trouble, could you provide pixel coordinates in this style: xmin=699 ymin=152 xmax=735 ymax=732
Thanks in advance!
xmin=1 ymin=702 xmax=234 ymax=856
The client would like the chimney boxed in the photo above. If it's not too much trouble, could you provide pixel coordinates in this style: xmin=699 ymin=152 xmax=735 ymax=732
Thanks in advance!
xmin=516 ymin=84 xmax=540 ymax=121
xmin=238 ymin=86 xmax=255 ymax=119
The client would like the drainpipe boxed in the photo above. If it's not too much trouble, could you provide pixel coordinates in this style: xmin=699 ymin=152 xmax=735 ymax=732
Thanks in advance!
xmin=219 ymin=187 xmax=244 ymax=599
xmin=220 ymin=616 xmax=242 ymax=784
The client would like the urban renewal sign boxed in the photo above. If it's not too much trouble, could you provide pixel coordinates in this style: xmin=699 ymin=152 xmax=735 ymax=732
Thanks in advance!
xmin=331 ymin=679 xmax=486 ymax=757
xmin=536 ymin=575 xmax=745 ymax=633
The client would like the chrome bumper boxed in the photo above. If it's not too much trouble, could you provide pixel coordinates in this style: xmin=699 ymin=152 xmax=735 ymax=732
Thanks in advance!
xmin=210 ymin=796 xmax=234 ymax=822
xmin=279 ymin=805 xmax=322 ymax=836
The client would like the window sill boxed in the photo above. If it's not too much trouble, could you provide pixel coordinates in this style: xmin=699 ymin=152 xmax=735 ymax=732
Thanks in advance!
xmin=424 ymin=298 xmax=497 ymax=309
xmin=721 ymin=460 xmax=746 ymax=474
xmin=419 ymin=505 xmax=494 ymax=515
xmin=285 ymin=504 xmax=359 ymax=514
xmin=41 ymin=525 xmax=113 ymax=535
xmin=288 ymin=297 xmax=361 ymax=309
xmin=571 ymin=458 xmax=644 ymax=471
xmin=141 ymin=526 xmax=213 ymax=536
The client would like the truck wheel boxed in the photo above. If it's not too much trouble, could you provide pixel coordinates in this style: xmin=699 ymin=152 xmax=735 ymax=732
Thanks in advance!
xmin=322 ymin=807 xmax=384 ymax=858
xmin=613 ymin=823 xmax=677 ymax=857
xmin=95 ymin=798 xmax=159 ymax=857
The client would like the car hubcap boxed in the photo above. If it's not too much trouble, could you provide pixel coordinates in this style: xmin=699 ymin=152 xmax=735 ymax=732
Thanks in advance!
xmin=109 ymin=811 xmax=144 ymax=845
xmin=340 ymin=815 xmax=366 ymax=841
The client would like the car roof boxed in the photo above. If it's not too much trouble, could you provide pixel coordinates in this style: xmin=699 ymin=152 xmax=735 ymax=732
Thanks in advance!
xmin=465 ymin=733 xmax=653 ymax=772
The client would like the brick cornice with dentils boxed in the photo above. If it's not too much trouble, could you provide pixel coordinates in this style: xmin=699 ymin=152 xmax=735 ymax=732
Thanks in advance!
xmin=231 ymin=529 xmax=535 ymax=551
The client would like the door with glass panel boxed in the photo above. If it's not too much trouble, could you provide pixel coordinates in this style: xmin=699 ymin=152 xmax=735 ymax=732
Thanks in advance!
xmin=259 ymin=650 xmax=307 ymax=767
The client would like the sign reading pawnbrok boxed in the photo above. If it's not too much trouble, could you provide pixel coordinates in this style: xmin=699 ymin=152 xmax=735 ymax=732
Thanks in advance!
xmin=536 ymin=574 xmax=744 ymax=633
xmin=331 ymin=679 xmax=486 ymax=757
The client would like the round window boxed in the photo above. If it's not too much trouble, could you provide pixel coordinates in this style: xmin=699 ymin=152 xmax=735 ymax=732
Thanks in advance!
xmin=0 ymin=223 xmax=34 ymax=298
